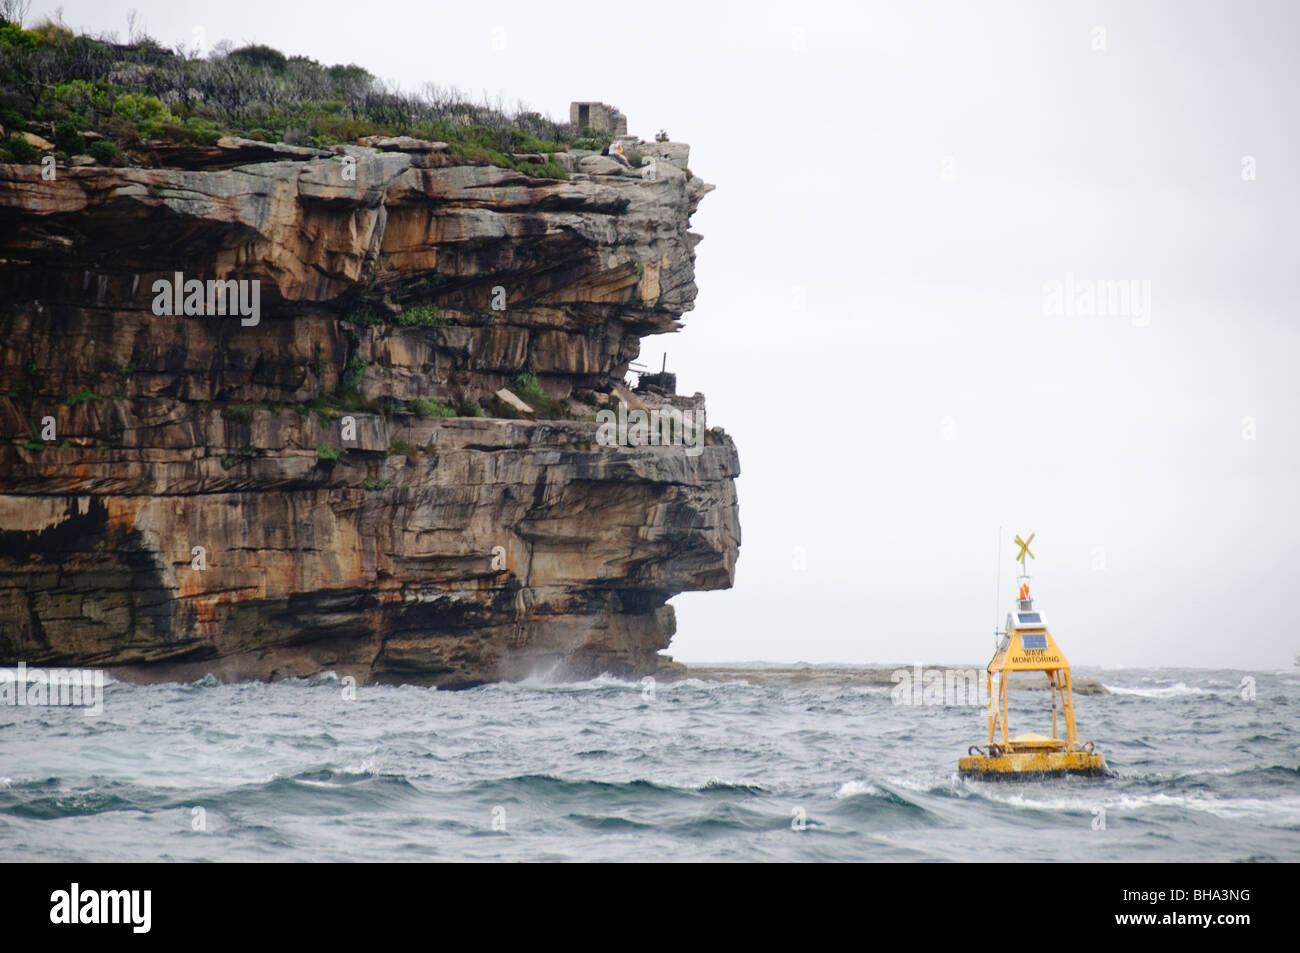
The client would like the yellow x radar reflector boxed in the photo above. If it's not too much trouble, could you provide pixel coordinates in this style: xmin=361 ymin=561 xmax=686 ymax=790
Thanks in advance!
xmin=1014 ymin=532 xmax=1035 ymax=565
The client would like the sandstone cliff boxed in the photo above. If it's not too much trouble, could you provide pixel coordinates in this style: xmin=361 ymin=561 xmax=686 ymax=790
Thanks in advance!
xmin=0 ymin=135 xmax=740 ymax=688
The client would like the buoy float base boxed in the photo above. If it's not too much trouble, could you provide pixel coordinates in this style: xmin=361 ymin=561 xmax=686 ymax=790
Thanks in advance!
xmin=959 ymin=750 xmax=1109 ymax=779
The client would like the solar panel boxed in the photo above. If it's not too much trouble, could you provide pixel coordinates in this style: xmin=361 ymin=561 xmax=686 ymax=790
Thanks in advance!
xmin=1017 ymin=612 xmax=1042 ymax=624
xmin=1021 ymin=633 xmax=1048 ymax=650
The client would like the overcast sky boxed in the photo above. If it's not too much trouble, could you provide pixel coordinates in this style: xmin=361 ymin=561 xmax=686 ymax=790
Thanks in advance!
xmin=36 ymin=0 xmax=1300 ymax=669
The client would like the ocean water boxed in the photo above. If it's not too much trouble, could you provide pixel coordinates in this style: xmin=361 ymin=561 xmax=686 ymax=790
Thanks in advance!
xmin=2 ymin=666 xmax=1297 ymax=862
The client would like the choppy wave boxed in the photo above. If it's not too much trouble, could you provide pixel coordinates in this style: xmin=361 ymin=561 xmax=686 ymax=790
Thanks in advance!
xmin=1103 ymin=681 xmax=1216 ymax=698
xmin=0 ymin=665 xmax=1296 ymax=861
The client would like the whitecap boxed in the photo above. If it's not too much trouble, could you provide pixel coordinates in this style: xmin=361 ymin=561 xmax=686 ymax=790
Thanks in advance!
xmin=1104 ymin=682 xmax=1211 ymax=698
xmin=835 ymin=779 xmax=884 ymax=799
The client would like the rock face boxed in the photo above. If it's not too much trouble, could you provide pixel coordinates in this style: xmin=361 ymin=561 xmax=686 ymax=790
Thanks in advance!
xmin=0 ymin=138 xmax=739 ymax=688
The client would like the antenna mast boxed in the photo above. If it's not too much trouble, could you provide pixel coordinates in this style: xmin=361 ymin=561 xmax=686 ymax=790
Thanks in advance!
xmin=993 ymin=526 xmax=1002 ymax=652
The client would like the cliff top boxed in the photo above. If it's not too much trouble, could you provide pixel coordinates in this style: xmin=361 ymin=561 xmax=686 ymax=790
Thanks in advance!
xmin=0 ymin=16 xmax=685 ymax=179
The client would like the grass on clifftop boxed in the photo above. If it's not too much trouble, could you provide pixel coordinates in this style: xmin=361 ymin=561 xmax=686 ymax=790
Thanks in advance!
xmin=0 ymin=13 xmax=573 ymax=176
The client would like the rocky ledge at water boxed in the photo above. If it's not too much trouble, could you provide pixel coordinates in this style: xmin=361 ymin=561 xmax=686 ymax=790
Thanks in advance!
xmin=679 ymin=666 xmax=1109 ymax=695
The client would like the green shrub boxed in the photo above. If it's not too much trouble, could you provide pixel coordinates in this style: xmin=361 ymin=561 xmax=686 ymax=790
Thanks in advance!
xmin=507 ymin=371 xmax=567 ymax=418
xmin=316 ymin=446 xmax=342 ymax=461
xmin=444 ymin=129 xmax=569 ymax=179
xmin=389 ymin=439 xmax=419 ymax=459
xmin=221 ymin=404 xmax=253 ymax=423
xmin=229 ymin=44 xmax=289 ymax=73
xmin=455 ymin=398 xmax=485 ymax=418
xmin=53 ymin=119 xmax=83 ymax=153
xmin=157 ymin=118 xmax=221 ymax=144
xmin=87 ymin=140 xmax=118 ymax=164
xmin=349 ymin=301 xmax=449 ymax=328
xmin=65 ymin=389 xmax=101 ymax=407
xmin=361 ymin=477 xmax=392 ymax=491
xmin=513 ymin=157 xmax=568 ymax=180
xmin=112 ymin=93 xmax=172 ymax=138
xmin=224 ymin=447 xmax=256 ymax=468
xmin=51 ymin=80 xmax=113 ymax=118
xmin=0 ymin=23 xmax=595 ymax=176
xmin=151 ymin=115 xmax=220 ymax=144
xmin=0 ymin=108 xmax=25 ymax=132
xmin=183 ymin=116 xmax=222 ymax=145
xmin=509 ymin=371 xmax=547 ymax=406
xmin=0 ymin=135 xmax=39 ymax=163
xmin=341 ymin=353 xmax=366 ymax=390
xmin=0 ymin=22 xmax=39 ymax=51
xmin=573 ymin=131 xmax=613 ymax=150
xmin=345 ymin=303 xmax=383 ymax=327
xmin=395 ymin=303 xmax=445 ymax=327
xmin=408 ymin=397 xmax=456 ymax=419
xmin=28 ymin=19 xmax=74 ymax=45
xmin=310 ymin=115 xmax=383 ymax=144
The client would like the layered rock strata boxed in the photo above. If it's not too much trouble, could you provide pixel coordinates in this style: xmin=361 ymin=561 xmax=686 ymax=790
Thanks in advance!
xmin=0 ymin=135 xmax=739 ymax=687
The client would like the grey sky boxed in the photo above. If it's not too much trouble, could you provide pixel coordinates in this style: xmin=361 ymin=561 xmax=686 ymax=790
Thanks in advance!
xmin=37 ymin=0 xmax=1299 ymax=668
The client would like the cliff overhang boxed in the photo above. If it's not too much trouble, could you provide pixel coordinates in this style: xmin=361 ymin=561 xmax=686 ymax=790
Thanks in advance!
xmin=0 ymin=135 xmax=739 ymax=688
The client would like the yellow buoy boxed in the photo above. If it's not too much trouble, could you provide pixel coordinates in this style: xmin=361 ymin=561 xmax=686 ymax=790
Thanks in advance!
xmin=959 ymin=534 xmax=1109 ymax=779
